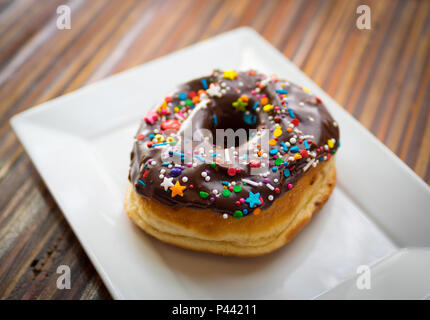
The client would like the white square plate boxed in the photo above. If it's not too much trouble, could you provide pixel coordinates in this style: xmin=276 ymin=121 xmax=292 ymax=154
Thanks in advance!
xmin=11 ymin=27 xmax=430 ymax=299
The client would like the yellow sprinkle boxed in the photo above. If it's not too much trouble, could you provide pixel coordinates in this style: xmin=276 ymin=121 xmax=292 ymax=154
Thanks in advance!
xmin=294 ymin=154 xmax=302 ymax=160
xmin=273 ymin=126 xmax=282 ymax=137
xmin=154 ymin=134 xmax=164 ymax=142
xmin=328 ymin=139 xmax=334 ymax=148
xmin=269 ymin=139 xmax=277 ymax=146
xmin=303 ymin=87 xmax=311 ymax=93
xmin=263 ymin=104 xmax=274 ymax=112
xmin=174 ymin=107 xmax=179 ymax=112
xmin=223 ymin=70 xmax=238 ymax=80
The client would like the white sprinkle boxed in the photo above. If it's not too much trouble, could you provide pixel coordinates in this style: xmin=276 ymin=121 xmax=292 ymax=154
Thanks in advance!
xmin=201 ymin=171 xmax=208 ymax=177
xmin=266 ymin=183 xmax=274 ymax=191
xmin=205 ymin=176 xmax=211 ymax=182
xmin=223 ymin=213 xmax=228 ymax=219
xmin=159 ymin=174 xmax=164 ymax=179
xmin=242 ymin=178 xmax=259 ymax=187
xmin=182 ymin=176 xmax=188 ymax=183
xmin=268 ymin=195 xmax=274 ymax=201
xmin=303 ymin=159 xmax=315 ymax=172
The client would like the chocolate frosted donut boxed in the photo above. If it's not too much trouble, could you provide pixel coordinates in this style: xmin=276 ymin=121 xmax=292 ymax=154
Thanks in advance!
xmin=126 ymin=69 xmax=340 ymax=256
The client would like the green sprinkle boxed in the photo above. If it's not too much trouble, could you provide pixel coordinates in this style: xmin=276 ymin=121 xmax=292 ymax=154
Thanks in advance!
xmin=233 ymin=185 xmax=242 ymax=193
xmin=169 ymin=140 xmax=177 ymax=146
xmin=275 ymin=158 xmax=283 ymax=166
xmin=210 ymin=162 xmax=216 ymax=168
xmin=200 ymin=191 xmax=209 ymax=198
xmin=185 ymin=99 xmax=193 ymax=106
xmin=222 ymin=189 xmax=231 ymax=197
xmin=234 ymin=210 xmax=243 ymax=219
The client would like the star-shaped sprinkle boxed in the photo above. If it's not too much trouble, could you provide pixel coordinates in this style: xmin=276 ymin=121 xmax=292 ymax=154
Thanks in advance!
xmin=170 ymin=181 xmax=186 ymax=198
xmin=245 ymin=191 xmax=262 ymax=208
xmin=232 ymin=98 xmax=248 ymax=112
xmin=160 ymin=177 xmax=174 ymax=191
xmin=196 ymin=96 xmax=211 ymax=109
xmin=206 ymin=84 xmax=222 ymax=97
xmin=223 ymin=70 xmax=238 ymax=80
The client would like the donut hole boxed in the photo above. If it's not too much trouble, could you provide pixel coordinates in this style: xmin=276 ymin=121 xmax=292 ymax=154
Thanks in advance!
xmin=211 ymin=111 xmax=259 ymax=148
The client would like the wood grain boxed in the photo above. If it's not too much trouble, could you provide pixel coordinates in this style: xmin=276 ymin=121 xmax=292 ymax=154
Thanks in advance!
xmin=0 ymin=0 xmax=429 ymax=300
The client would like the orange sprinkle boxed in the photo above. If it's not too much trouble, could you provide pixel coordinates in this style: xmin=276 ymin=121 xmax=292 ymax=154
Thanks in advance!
xmin=240 ymin=94 xmax=249 ymax=102
xmin=197 ymin=89 xmax=206 ymax=95
xmin=294 ymin=154 xmax=302 ymax=160
xmin=269 ymin=139 xmax=277 ymax=146
xmin=261 ymin=97 xmax=269 ymax=105
xmin=287 ymin=127 xmax=293 ymax=133
xmin=257 ymin=144 xmax=261 ymax=148
xmin=192 ymin=96 xmax=200 ymax=104
xmin=253 ymin=208 xmax=261 ymax=215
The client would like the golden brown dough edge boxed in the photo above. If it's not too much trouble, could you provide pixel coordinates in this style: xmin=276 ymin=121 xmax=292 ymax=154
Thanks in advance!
xmin=124 ymin=158 xmax=336 ymax=257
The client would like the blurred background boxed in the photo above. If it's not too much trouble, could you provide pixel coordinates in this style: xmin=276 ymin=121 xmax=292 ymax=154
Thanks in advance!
xmin=0 ymin=0 xmax=429 ymax=299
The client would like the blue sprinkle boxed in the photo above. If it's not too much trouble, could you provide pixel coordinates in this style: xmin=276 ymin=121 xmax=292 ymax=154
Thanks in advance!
xmin=213 ymin=115 xmax=218 ymax=126
xmin=222 ymin=181 xmax=229 ymax=186
xmin=319 ymin=156 xmax=323 ymax=162
xmin=272 ymin=167 xmax=278 ymax=172
xmin=281 ymin=141 xmax=288 ymax=152
xmin=211 ymin=153 xmax=217 ymax=157
xmin=151 ymin=142 xmax=169 ymax=148
xmin=171 ymin=152 xmax=184 ymax=157
xmin=243 ymin=154 xmax=247 ymax=160
xmin=337 ymin=140 xmax=341 ymax=147
xmin=149 ymin=134 xmax=155 ymax=140
xmin=243 ymin=209 xmax=248 ymax=215
xmin=269 ymin=148 xmax=279 ymax=155
xmin=253 ymin=102 xmax=259 ymax=110
xmin=195 ymin=155 xmax=205 ymax=162
xmin=290 ymin=146 xmax=299 ymax=153
xmin=162 ymin=162 xmax=169 ymax=166
xmin=288 ymin=108 xmax=295 ymax=118
xmin=179 ymin=92 xmax=187 ymax=100
xmin=304 ymin=140 xmax=309 ymax=150
xmin=201 ymin=79 xmax=208 ymax=89
xmin=138 ymin=179 xmax=146 ymax=186
xmin=276 ymin=89 xmax=288 ymax=94
xmin=283 ymin=168 xmax=290 ymax=178
xmin=283 ymin=161 xmax=289 ymax=167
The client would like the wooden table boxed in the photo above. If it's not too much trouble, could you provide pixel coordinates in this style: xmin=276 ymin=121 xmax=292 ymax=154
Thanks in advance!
xmin=0 ymin=0 xmax=429 ymax=300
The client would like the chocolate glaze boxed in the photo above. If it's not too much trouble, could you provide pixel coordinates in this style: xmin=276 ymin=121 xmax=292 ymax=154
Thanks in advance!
xmin=129 ymin=70 xmax=339 ymax=217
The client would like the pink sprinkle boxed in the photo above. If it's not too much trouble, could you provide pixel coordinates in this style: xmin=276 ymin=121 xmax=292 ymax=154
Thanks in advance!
xmin=240 ymin=198 xmax=245 ymax=204
xmin=287 ymin=184 xmax=293 ymax=189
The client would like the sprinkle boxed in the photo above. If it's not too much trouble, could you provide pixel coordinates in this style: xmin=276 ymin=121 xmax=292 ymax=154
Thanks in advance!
xmin=245 ymin=191 xmax=262 ymax=208
xmin=233 ymin=185 xmax=242 ymax=193
xmin=224 ymin=70 xmax=238 ymax=80
xmin=263 ymin=104 xmax=274 ymax=112
xmin=266 ymin=183 xmax=274 ymax=191
xmin=213 ymin=115 xmax=218 ymax=126
xmin=303 ymin=159 xmax=315 ymax=172
xmin=290 ymin=146 xmax=299 ymax=153
xmin=269 ymin=148 xmax=279 ymax=156
xmin=195 ymin=155 xmax=206 ymax=162
xmin=268 ymin=195 xmax=274 ymax=201
xmin=288 ymin=108 xmax=295 ymax=118
xmin=276 ymin=89 xmax=288 ymax=94
xmin=222 ymin=189 xmax=231 ymax=197
xmin=137 ymin=134 xmax=145 ymax=140
xmin=170 ymin=167 xmax=182 ymax=177
xmin=138 ymin=180 xmax=146 ymax=186
xmin=201 ymin=79 xmax=208 ymax=89
xmin=178 ymin=92 xmax=187 ymax=100
xmin=281 ymin=141 xmax=288 ymax=152
xmin=243 ymin=209 xmax=248 ymax=215
xmin=304 ymin=140 xmax=309 ymax=150
xmin=234 ymin=210 xmax=243 ymax=219
xmin=241 ymin=178 xmax=259 ymax=187
xmin=227 ymin=168 xmax=236 ymax=176
xmin=182 ymin=176 xmax=188 ymax=183
xmin=253 ymin=208 xmax=261 ymax=215
xmin=275 ymin=158 xmax=283 ymax=166
xmin=283 ymin=168 xmax=290 ymax=177
xmin=169 ymin=181 xmax=186 ymax=197
xmin=151 ymin=142 xmax=169 ymax=148
xmin=232 ymin=97 xmax=248 ymax=112
xmin=199 ymin=191 xmax=209 ymax=198
xmin=222 ymin=213 xmax=228 ymax=219
xmin=328 ymin=139 xmax=335 ymax=148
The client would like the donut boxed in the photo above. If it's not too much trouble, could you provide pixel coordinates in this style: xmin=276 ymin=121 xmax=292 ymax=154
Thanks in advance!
xmin=125 ymin=69 xmax=340 ymax=257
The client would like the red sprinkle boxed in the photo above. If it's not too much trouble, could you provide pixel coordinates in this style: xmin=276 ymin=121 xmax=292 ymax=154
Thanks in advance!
xmin=161 ymin=119 xmax=181 ymax=130
xmin=227 ymin=168 xmax=236 ymax=176
xmin=137 ymin=134 xmax=145 ymax=140
xmin=249 ymin=160 xmax=261 ymax=168
xmin=291 ymin=118 xmax=300 ymax=126
xmin=300 ymin=149 xmax=308 ymax=157
xmin=316 ymin=97 xmax=322 ymax=103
